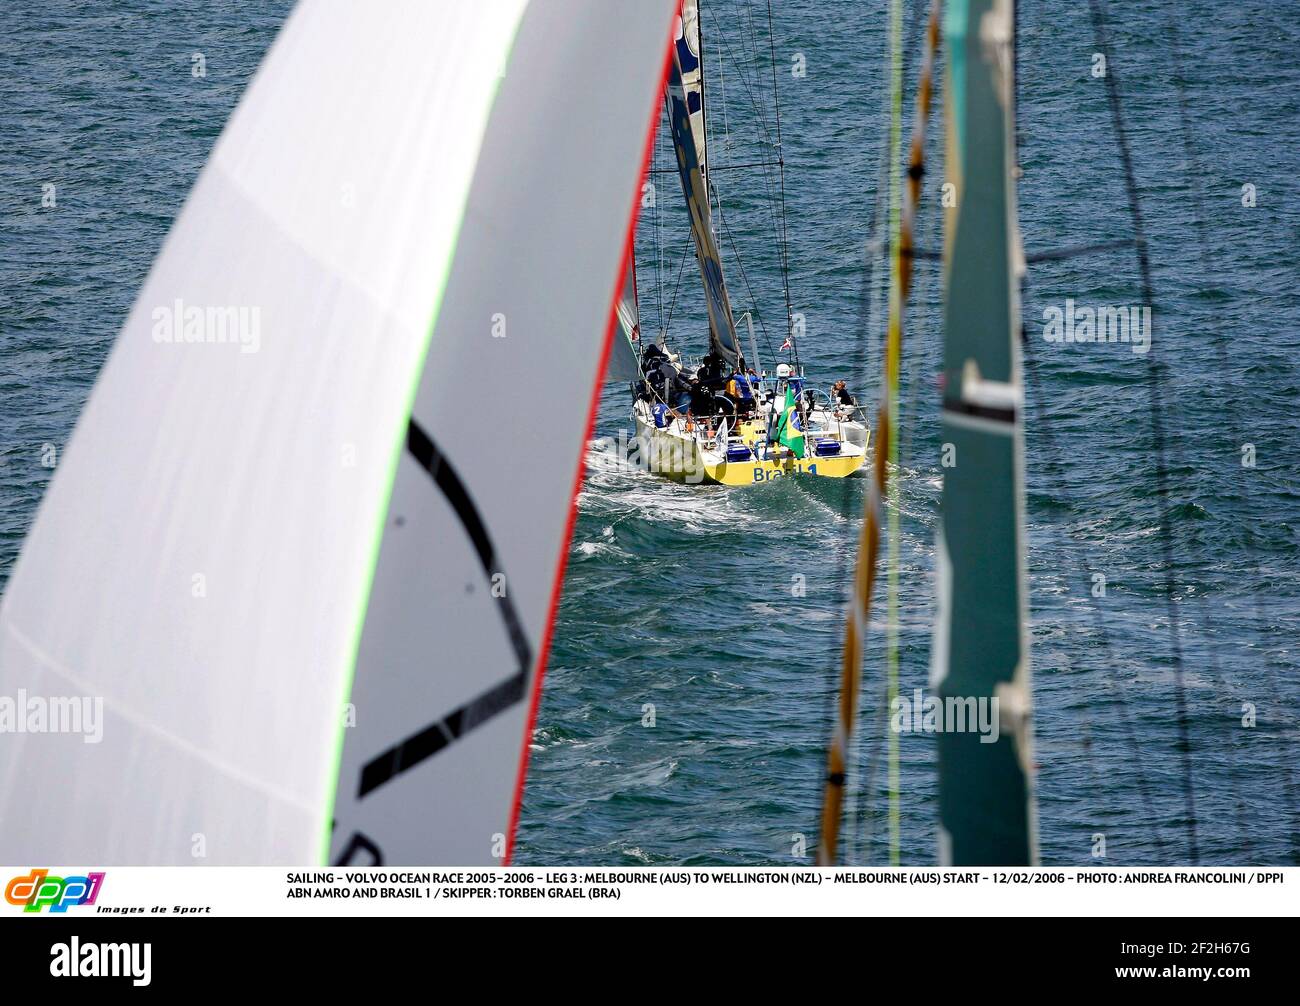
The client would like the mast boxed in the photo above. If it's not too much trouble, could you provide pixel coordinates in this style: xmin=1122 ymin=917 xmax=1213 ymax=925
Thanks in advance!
xmin=932 ymin=0 xmax=1036 ymax=865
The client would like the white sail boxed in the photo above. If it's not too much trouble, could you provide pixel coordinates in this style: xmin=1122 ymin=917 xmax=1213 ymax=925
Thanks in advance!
xmin=0 ymin=0 xmax=676 ymax=866
xmin=605 ymin=253 xmax=642 ymax=383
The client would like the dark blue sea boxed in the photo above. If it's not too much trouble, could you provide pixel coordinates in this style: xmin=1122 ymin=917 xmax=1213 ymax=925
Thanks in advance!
xmin=1 ymin=1 xmax=1296 ymax=865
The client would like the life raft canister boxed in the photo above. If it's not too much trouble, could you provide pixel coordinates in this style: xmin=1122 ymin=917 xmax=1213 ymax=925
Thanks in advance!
xmin=727 ymin=373 xmax=755 ymax=401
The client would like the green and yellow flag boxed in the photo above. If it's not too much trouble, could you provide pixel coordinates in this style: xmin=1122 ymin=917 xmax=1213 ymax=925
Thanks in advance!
xmin=777 ymin=387 xmax=805 ymax=457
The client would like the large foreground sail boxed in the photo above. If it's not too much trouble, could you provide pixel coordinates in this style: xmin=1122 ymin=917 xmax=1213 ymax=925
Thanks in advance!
xmin=0 ymin=0 xmax=676 ymax=865
xmin=933 ymin=0 xmax=1036 ymax=865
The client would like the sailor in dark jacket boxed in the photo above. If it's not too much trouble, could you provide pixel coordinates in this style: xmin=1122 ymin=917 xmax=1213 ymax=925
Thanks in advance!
xmin=696 ymin=352 xmax=727 ymax=391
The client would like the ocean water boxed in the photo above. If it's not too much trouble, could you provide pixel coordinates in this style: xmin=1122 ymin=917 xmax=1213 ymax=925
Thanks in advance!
xmin=1 ymin=1 xmax=1296 ymax=866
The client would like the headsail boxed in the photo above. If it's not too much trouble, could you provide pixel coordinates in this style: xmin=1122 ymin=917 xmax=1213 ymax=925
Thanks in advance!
xmin=605 ymin=251 xmax=642 ymax=383
xmin=667 ymin=36 xmax=740 ymax=366
xmin=0 ymin=0 xmax=677 ymax=866
xmin=933 ymin=0 xmax=1036 ymax=865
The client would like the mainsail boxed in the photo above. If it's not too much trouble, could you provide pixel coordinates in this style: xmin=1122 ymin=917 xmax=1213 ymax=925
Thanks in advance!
xmin=607 ymin=2 xmax=704 ymax=384
xmin=932 ymin=0 xmax=1036 ymax=865
xmin=666 ymin=16 xmax=740 ymax=367
xmin=0 ymin=0 xmax=677 ymax=866
xmin=675 ymin=0 xmax=708 ymax=183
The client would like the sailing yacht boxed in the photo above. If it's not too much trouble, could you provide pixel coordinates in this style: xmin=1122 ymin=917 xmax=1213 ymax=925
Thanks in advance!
xmin=610 ymin=1 xmax=869 ymax=486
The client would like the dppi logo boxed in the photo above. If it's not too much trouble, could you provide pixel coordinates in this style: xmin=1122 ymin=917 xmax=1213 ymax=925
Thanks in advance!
xmin=5 ymin=869 xmax=104 ymax=913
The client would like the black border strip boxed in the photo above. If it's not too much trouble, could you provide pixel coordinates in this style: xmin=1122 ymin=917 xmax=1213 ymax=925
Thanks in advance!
xmin=355 ymin=420 xmax=534 ymax=799
xmin=943 ymin=399 xmax=1017 ymax=425
xmin=358 ymin=668 xmax=526 ymax=798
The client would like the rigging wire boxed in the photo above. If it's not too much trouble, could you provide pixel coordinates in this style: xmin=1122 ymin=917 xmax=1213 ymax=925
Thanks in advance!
xmin=662 ymin=234 xmax=696 ymax=340
xmin=818 ymin=0 xmax=941 ymax=866
xmin=1003 ymin=0 xmax=1178 ymax=863
xmin=1020 ymin=318 xmax=1175 ymax=862
xmin=851 ymin=0 xmax=942 ymax=865
xmin=706 ymin=13 xmax=778 ymax=170
xmin=706 ymin=2 xmax=787 ymax=337
xmin=832 ymin=0 xmax=1272 ymax=866
xmin=842 ymin=0 xmax=915 ymax=868
xmin=832 ymin=1 xmax=896 ymax=868
xmin=764 ymin=0 xmax=796 ymax=357
xmin=888 ymin=0 xmax=946 ymax=859
xmin=649 ymin=158 xmax=783 ymax=175
xmin=1159 ymin=12 xmax=1300 ymax=861
xmin=715 ymin=10 xmax=732 ymax=171
xmin=1087 ymin=0 xmax=1199 ymax=864
xmin=714 ymin=189 xmax=782 ymax=365
xmin=698 ymin=0 xmax=713 ymax=218
xmin=887 ymin=0 xmax=941 ymax=867
xmin=654 ymin=104 xmax=666 ymax=337
xmin=651 ymin=1 xmax=796 ymax=383
xmin=852 ymin=681 xmax=891 ymax=864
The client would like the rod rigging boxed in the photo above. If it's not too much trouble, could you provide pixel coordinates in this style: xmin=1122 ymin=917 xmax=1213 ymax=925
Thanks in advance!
xmin=818 ymin=0 xmax=942 ymax=867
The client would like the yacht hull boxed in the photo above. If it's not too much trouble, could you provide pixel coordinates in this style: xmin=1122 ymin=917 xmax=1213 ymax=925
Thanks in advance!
xmin=634 ymin=416 xmax=865 ymax=486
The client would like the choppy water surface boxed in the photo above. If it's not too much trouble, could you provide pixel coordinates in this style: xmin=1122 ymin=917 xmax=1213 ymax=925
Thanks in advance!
xmin=1 ymin=1 xmax=1295 ymax=865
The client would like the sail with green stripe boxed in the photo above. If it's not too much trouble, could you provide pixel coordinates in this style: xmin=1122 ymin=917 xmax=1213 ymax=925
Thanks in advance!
xmin=0 ymin=0 xmax=679 ymax=867
xmin=932 ymin=0 xmax=1036 ymax=865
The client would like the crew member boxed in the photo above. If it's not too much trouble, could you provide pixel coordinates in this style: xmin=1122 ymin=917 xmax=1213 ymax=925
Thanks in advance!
xmin=660 ymin=359 xmax=693 ymax=410
xmin=726 ymin=369 xmax=757 ymax=419
xmin=831 ymin=379 xmax=857 ymax=421
xmin=696 ymin=352 xmax=727 ymax=391
xmin=688 ymin=377 xmax=716 ymax=417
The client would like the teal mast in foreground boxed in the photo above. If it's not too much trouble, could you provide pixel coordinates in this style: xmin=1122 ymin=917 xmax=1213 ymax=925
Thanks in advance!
xmin=934 ymin=0 xmax=1037 ymax=865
